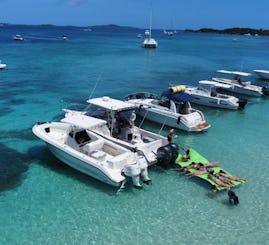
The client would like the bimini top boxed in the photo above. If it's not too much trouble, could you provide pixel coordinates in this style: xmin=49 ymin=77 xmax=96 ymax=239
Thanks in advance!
xmin=161 ymin=90 xmax=194 ymax=103
xmin=216 ymin=70 xmax=252 ymax=77
xmin=87 ymin=96 xmax=136 ymax=112
xmin=61 ymin=110 xmax=107 ymax=129
xmin=198 ymin=80 xmax=232 ymax=89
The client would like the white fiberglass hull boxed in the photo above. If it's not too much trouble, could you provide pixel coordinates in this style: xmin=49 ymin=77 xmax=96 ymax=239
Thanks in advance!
xmin=0 ymin=64 xmax=7 ymax=69
xmin=137 ymin=108 xmax=209 ymax=132
xmin=142 ymin=38 xmax=158 ymax=48
xmin=185 ymin=89 xmax=240 ymax=110
xmin=32 ymin=122 xmax=125 ymax=187
xmin=254 ymin=70 xmax=269 ymax=80
xmin=212 ymin=78 xmax=262 ymax=97
xmin=47 ymin=143 xmax=120 ymax=186
xmin=191 ymin=96 xmax=238 ymax=110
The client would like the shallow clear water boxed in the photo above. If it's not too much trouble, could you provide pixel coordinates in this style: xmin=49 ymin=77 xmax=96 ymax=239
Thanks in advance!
xmin=1 ymin=26 xmax=269 ymax=244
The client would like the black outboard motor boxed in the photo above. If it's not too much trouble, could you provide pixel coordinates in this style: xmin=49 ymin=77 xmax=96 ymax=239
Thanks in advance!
xmin=262 ymin=86 xmax=269 ymax=96
xmin=157 ymin=143 xmax=179 ymax=169
xmin=238 ymin=98 xmax=248 ymax=110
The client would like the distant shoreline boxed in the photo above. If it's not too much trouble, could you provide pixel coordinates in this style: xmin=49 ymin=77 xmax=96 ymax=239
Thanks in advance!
xmin=185 ymin=27 xmax=269 ymax=36
xmin=1 ymin=23 xmax=269 ymax=36
xmin=0 ymin=23 xmax=140 ymax=30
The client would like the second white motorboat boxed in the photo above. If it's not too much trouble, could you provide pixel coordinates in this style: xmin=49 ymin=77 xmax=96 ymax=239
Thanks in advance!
xmin=0 ymin=60 xmax=7 ymax=69
xmin=253 ymin=69 xmax=269 ymax=80
xmin=212 ymin=70 xmax=269 ymax=97
xmin=32 ymin=120 xmax=151 ymax=188
xmin=61 ymin=97 xmax=178 ymax=167
xmin=126 ymin=88 xmax=210 ymax=132
xmin=184 ymin=80 xmax=248 ymax=110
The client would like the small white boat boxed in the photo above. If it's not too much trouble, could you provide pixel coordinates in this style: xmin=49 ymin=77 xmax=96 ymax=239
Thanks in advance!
xmin=184 ymin=80 xmax=247 ymax=110
xmin=126 ymin=88 xmax=210 ymax=132
xmin=0 ymin=60 xmax=7 ymax=69
xmin=253 ymin=70 xmax=269 ymax=80
xmin=212 ymin=70 xmax=269 ymax=97
xmin=61 ymin=97 xmax=175 ymax=167
xmin=142 ymin=38 xmax=158 ymax=48
xmin=32 ymin=121 xmax=151 ymax=188
xmin=13 ymin=34 xmax=24 ymax=41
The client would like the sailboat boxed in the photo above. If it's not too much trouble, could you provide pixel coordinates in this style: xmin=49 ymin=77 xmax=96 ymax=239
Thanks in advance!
xmin=142 ymin=0 xmax=158 ymax=48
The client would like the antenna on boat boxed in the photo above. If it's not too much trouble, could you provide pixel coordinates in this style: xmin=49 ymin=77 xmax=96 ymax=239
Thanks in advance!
xmin=89 ymin=74 xmax=102 ymax=100
xmin=83 ymin=74 xmax=102 ymax=112
xmin=240 ymin=60 xmax=244 ymax=72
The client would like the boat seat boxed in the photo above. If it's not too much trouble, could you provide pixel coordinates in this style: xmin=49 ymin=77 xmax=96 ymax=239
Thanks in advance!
xmin=107 ymin=152 xmax=134 ymax=169
xmin=82 ymin=139 xmax=105 ymax=155
xmin=91 ymin=150 xmax=106 ymax=160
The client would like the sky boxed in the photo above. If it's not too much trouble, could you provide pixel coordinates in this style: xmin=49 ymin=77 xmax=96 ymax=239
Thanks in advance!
xmin=0 ymin=0 xmax=269 ymax=30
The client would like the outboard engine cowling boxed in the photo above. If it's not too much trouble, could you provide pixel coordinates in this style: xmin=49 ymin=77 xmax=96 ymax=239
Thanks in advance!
xmin=262 ymin=86 xmax=269 ymax=96
xmin=157 ymin=143 xmax=179 ymax=169
xmin=123 ymin=163 xmax=142 ymax=188
xmin=137 ymin=156 xmax=151 ymax=184
xmin=169 ymin=143 xmax=180 ymax=163
xmin=238 ymin=98 xmax=247 ymax=110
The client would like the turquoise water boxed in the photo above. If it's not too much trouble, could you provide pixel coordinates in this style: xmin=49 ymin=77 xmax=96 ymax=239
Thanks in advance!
xmin=1 ymin=26 xmax=269 ymax=244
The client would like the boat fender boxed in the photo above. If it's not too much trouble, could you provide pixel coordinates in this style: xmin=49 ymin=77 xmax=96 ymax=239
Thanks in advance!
xmin=170 ymin=85 xmax=186 ymax=93
xmin=177 ymin=116 xmax=181 ymax=124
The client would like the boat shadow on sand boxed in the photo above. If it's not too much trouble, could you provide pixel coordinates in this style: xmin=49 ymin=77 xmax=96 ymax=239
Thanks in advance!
xmin=0 ymin=143 xmax=30 ymax=192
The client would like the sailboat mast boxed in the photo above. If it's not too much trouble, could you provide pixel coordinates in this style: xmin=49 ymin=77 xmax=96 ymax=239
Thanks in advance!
xmin=149 ymin=0 xmax=152 ymax=39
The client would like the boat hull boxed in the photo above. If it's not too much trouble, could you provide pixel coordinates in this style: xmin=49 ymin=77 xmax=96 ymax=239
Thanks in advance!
xmin=32 ymin=122 xmax=123 ymax=187
xmin=47 ymin=143 xmax=121 ymax=187
xmin=190 ymin=95 xmax=238 ymax=110
xmin=219 ymin=86 xmax=262 ymax=97
xmin=254 ymin=70 xmax=269 ymax=80
xmin=137 ymin=109 xmax=209 ymax=132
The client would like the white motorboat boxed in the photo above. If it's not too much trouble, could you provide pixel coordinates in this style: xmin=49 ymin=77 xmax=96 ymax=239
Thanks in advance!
xmin=142 ymin=0 xmax=157 ymax=48
xmin=126 ymin=88 xmax=210 ymax=132
xmin=0 ymin=60 xmax=7 ymax=69
xmin=13 ymin=34 xmax=24 ymax=41
xmin=212 ymin=70 xmax=269 ymax=97
xmin=61 ymin=97 xmax=177 ymax=167
xmin=184 ymin=80 xmax=247 ymax=110
xmin=253 ymin=70 xmax=269 ymax=80
xmin=32 ymin=121 xmax=151 ymax=188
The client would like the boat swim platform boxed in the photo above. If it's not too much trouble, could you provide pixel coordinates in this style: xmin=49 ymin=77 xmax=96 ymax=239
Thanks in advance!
xmin=176 ymin=148 xmax=246 ymax=191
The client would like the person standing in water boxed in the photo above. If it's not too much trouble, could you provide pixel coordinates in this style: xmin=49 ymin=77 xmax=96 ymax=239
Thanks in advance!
xmin=167 ymin=128 xmax=176 ymax=143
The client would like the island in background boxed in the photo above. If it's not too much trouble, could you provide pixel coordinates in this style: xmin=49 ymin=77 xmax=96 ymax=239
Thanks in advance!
xmin=185 ymin=27 xmax=269 ymax=36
